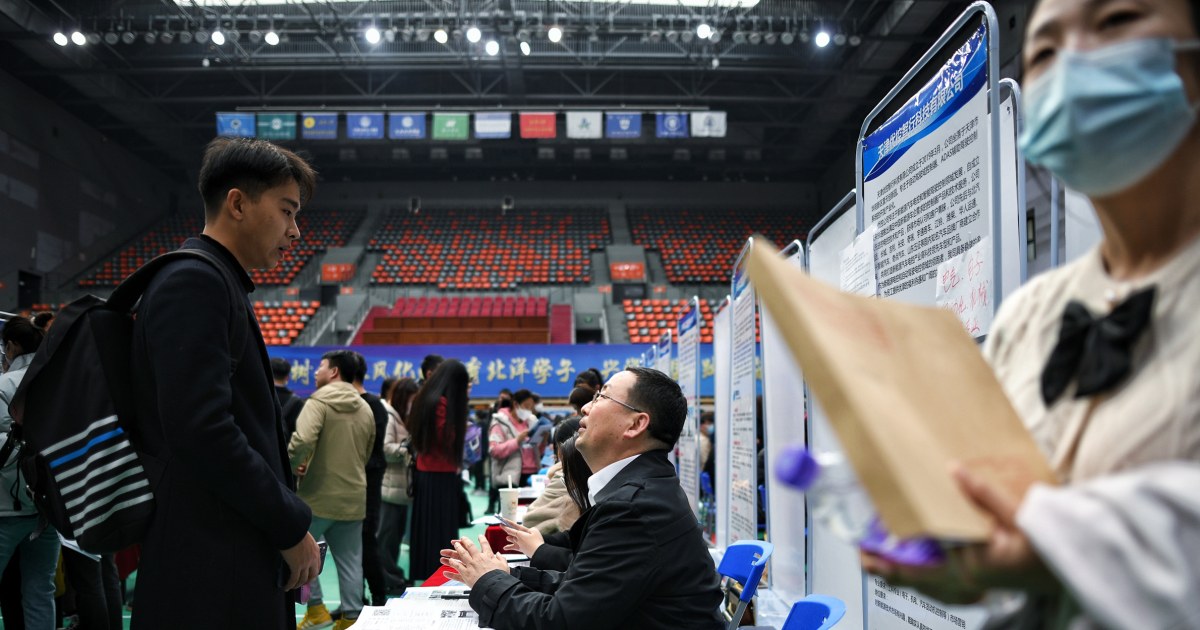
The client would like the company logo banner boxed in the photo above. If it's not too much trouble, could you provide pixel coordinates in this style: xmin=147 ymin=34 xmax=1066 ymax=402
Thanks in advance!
xmin=432 ymin=113 xmax=470 ymax=140
xmin=301 ymin=113 xmax=339 ymax=140
xmin=347 ymin=112 xmax=385 ymax=140
xmin=475 ymin=112 xmax=512 ymax=139
xmin=605 ymin=112 xmax=642 ymax=139
xmin=519 ymin=112 xmax=557 ymax=139
xmin=388 ymin=112 xmax=426 ymax=140
xmin=256 ymin=113 xmax=296 ymax=140
xmin=566 ymin=111 xmax=602 ymax=139
xmin=216 ymin=112 xmax=255 ymax=137
xmin=656 ymin=112 xmax=689 ymax=138
xmin=691 ymin=111 xmax=727 ymax=138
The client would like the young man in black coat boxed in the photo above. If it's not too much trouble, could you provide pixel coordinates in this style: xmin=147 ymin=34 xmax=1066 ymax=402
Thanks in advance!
xmin=442 ymin=367 xmax=725 ymax=630
xmin=129 ymin=137 xmax=322 ymax=629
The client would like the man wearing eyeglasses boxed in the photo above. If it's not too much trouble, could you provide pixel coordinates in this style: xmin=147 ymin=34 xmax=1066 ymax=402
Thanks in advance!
xmin=440 ymin=367 xmax=724 ymax=630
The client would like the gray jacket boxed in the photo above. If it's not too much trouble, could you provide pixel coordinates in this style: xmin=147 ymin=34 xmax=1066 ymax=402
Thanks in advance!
xmin=0 ymin=353 xmax=35 ymax=517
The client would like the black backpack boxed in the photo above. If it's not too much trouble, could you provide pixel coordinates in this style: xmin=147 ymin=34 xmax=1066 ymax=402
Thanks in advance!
xmin=2 ymin=248 xmax=247 ymax=553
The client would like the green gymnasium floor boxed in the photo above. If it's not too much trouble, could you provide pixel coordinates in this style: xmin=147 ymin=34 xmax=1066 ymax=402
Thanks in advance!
xmin=0 ymin=488 xmax=493 ymax=630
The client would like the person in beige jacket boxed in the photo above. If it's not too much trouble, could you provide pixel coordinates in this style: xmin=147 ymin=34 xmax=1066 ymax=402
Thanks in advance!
xmin=521 ymin=419 xmax=589 ymax=535
xmin=288 ymin=350 xmax=376 ymax=629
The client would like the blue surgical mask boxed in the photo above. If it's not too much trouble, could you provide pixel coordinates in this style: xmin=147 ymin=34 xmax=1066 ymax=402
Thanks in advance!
xmin=1020 ymin=37 xmax=1200 ymax=197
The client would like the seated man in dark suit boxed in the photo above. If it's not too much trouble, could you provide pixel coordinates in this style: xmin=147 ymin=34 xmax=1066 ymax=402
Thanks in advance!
xmin=441 ymin=367 xmax=724 ymax=630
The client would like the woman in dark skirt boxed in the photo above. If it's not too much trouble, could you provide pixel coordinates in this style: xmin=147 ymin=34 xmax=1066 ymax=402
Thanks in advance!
xmin=407 ymin=359 xmax=469 ymax=580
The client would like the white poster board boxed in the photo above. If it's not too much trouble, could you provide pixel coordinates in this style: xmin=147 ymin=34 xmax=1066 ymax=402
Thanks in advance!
xmin=728 ymin=252 xmax=759 ymax=546
xmin=998 ymin=82 xmax=1027 ymax=300
xmin=655 ymin=332 xmax=673 ymax=378
xmin=760 ymin=241 xmax=808 ymax=602
xmin=805 ymin=201 xmax=867 ymax=630
xmin=712 ymin=297 xmax=732 ymax=550
xmin=676 ymin=298 xmax=702 ymax=519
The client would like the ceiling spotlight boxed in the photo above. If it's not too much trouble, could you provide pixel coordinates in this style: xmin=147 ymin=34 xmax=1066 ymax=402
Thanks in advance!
xmin=86 ymin=32 xmax=101 ymax=45
xmin=748 ymin=31 xmax=762 ymax=45
xmin=53 ymin=32 xmax=69 ymax=46
xmin=71 ymin=30 xmax=86 ymax=45
xmin=264 ymin=30 xmax=279 ymax=46
xmin=680 ymin=30 xmax=694 ymax=43
xmin=516 ymin=29 xmax=530 ymax=43
xmin=649 ymin=29 xmax=662 ymax=43
xmin=780 ymin=31 xmax=795 ymax=45
xmin=710 ymin=30 xmax=722 ymax=43
xmin=195 ymin=29 xmax=208 ymax=44
xmin=834 ymin=33 xmax=847 ymax=46
xmin=365 ymin=27 xmax=381 ymax=44
xmin=201 ymin=57 xmax=210 ymax=67
xmin=143 ymin=31 xmax=156 ymax=44
xmin=417 ymin=28 xmax=431 ymax=42
xmin=248 ymin=29 xmax=262 ymax=44
xmin=211 ymin=29 xmax=225 ymax=45
xmin=485 ymin=39 xmax=499 ymax=55
xmin=400 ymin=27 xmax=414 ymax=42
xmin=179 ymin=30 xmax=193 ymax=44
xmin=451 ymin=28 xmax=463 ymax=41
xmin=849 ymin=34 xmax=862 ymax=46
xmin=732 ymin=31 xmax=746 ymax=45
xmin=434 ymin=28 xmax=448 ymax=44
xmin=333 ymin=32 xmax=345 ymax=43
xmin=711 ymin=57 xmax=720 ymax=69
xmin=160 ymin=31 xmax=174 ymax=44
xmin=764 ymin=32 xmax=777 ymax=45
xmin=799 ymin=30 xmax=810 ymax=43
xmin=104 ymin=31 xmax=119 ymax=45
xmin=227 ymin=29 xmax=240 ymax=43
xmin=122 ymin=30 xmax=136 ymax=44
xmin=814 ymin=31 xmax=830 ymax=47
xmin=547 ymin=26 xmax=562 ymax=43
xmin=665 ymin=30 xmax=678 ymax=43
xmin=520 ymin=40 xmax=531 ymax=55
xmin=466 ymin=26 xmax=481 ymax=43
xmin=696 ymin=23 xmax=712 ymax=40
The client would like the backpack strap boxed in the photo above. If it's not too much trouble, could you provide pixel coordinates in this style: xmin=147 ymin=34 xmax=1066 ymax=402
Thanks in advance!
xmin=108 ymin=248 xmax=250 ymax=374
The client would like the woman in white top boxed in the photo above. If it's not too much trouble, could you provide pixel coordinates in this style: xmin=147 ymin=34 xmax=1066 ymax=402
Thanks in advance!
xmin=863 ymin=1 xmax=1200 ymax=627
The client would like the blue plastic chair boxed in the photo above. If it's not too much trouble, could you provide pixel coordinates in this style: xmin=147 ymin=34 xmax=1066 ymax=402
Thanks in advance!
xmin=781 ymin=594 xmax=846 ymax=630
xmin=701 ymin=471 xmax=714 ymax=495
xmin=717 ymin=540 xmax=774 ymax=630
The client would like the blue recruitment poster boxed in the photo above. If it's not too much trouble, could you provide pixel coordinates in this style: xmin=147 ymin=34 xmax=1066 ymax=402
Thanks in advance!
xmin=605 ymin=112 xmax=642 ymax=139
xmin=216 ymin=112 xmax=255 ymax=137
xmin=388 ymin=112 xmax=426 ymax=140
xmin=711 ymin=299 xmax=732 ymax=549
xmin=728 ymin=264 xmax=758 ymax=545
xmin=861 ymin=25 xmax=991 ymax=308
xmin=676 ymin=299 xmax=702 ymax=518
xmin=346 ymin=112 xmax=384 ymax=140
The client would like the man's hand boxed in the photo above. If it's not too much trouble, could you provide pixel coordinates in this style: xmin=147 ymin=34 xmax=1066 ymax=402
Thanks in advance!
xmin=500 ymin=520 xmax=544 ymax=557
xmin=440 ymin=535 xmax=510 ymax=588
xmin=280 ymin=532 xmax=321 ymax=591
xmin=860 ymin=464 xmax=1058 ymax=603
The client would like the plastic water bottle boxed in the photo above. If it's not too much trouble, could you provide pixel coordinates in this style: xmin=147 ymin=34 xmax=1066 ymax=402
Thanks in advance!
xmin=776 ymin=445 xmax=943 ymax=566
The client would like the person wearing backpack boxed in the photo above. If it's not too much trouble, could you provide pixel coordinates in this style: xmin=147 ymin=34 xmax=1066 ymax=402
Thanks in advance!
xmin=488 ymin=390 xmax=534 ymax=503
xmin=0 ymin=317 xmax=58 ymax=630
xmin=127 ymin=138 xmax=321 ymax=630
xmin=272 ymin=357 xmax=305 ymax=439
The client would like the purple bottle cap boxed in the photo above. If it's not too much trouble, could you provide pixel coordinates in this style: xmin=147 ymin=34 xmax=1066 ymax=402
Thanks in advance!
xmin=775 ymin=445 xmax=820 ymax=490
xmin=859 ymin=519 xmax=945 ymax=567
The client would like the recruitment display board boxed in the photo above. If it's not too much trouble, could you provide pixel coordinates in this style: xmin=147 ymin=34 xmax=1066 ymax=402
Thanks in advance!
xmin=998 ymin=78 xmax=1028 ymax=298
xmin=759 ymin=240 xmax=808 ymax=602
xmin=728 ymin=240 xmax=760 ymax=546
xmin=655 ymin=331 xmax=673 ymax=378
xmin=803 ymin=192 xmax=867 ymax=630
xmin=676 ymin=298 xmax=703 ymax=519
xmin=858 ymin=3 xmax=1005 ymax=342
xmin=856 ymin=3 xmax=1000 ymax=628
xmin=711 ymin=297 xmax=732 ymax=550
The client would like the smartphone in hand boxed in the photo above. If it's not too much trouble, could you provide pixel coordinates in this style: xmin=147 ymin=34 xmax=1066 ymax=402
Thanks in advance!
xmin=281 ymin=540 xmax=329 ymax=595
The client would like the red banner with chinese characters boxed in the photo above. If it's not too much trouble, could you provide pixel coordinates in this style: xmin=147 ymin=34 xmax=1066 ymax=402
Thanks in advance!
xmin=610 ymin=262 xmax=645 ymax=281
xmin=322 ymin=263 xmax=356 ymax=283
xmin=519 ymin=112 xmax=557 ymax=139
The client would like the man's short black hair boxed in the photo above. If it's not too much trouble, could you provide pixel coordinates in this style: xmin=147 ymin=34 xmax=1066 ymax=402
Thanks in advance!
xmin=2 ymin=317 xmax=43 ymax=356
xmin=270 ymin=357 xmax=291 ymax=381
xmin=198 ymin=137 xmax=317 ymax=218
xmin=352 ymin=351 xmax=367 ymax=383
xmin=321 ymin=349 xmax=357 ymax=384
xmin=513 ymin=389 xmax=535 ymax=405
xmin=624 ymin=367 xmax=686 ymax=447
xmin=420 ymin=354 xmax=444 ymax=379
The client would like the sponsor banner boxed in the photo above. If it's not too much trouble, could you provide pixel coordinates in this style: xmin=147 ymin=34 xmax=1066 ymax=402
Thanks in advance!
xmin=519 ymin=112 xmax=557 ymax=139
xmin=388 ymin=112 xmax=426 ymax=140
xmin=346 ymin=112 xmax=385 ymax=140
xmin=475 ymin=112 xmax=513 ymax=139
xmin=216 ymin=112 xmax=255 ymax=137
xmin=605 ymin=112 xmax=642 ymax=139
xmin=691 ymin=111 xmax=727 ymax=138
xmin=432 ymin=112 xmax=470 ymax=140
xmin=656 ymin=112 xmax=689 ymax=138
xmin=301 ymin=112 xmax=339 ymax=140
xmin=256 ymin=113 xmax=296 ymax=140
xmin=566 ymin=111 xmax=603 ymax=139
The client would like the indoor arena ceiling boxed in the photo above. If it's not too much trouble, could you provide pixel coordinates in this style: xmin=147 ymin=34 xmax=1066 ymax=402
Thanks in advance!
xmin=0 ymin=1 xmax=974 ymax=182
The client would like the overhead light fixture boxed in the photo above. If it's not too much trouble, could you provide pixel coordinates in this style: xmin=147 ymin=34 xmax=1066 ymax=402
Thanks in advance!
xmin=799 ymin=30 xmax=810 ymax=43
xmin=195 ymin=29 xmax=208 ymax=44
xmin=264 ymin=30 xmax=279 ymax=45
xmin=814 ymin=31 xmax=830 ymax=47
xmin=160 ymin=30 xmax=174 ymax=44
xmin=122 ymin=30 xmax=136 ymax=44
xmin=680 ymin=30 xmax=694 ymax=43
xmin=417 ymin=28 xmax=431 ymax=42
xmin=86 ymin=32 xmax=101 ymax=45
xmin=780 ymin=31 xmax=795 ymax=45
xmin=143 ymin=31 xmax=157 ymax=44
xmin=179 ymin=30 xmax=193 ymax=44
xmin=71 ymin=30 xmax=86 ymax=45
xmin=434 ymin=28 xmax=448 ymax=44
xmin=211 ymin=29 xmax=225 ymax=45
xmin=649 ymin=29 xmax=662 ymax=43
xmin=764 ymin=32 xmax=777 ymax=45
xmin=53 ymin=32 xmax=69 ymax=46
xmin=665 ymin=30 xmax=678 ymax=43
xmin=451 ymin=28 xmax=463 ymax=41
xmin=248 ymin=29 xmax=262 ymax=44
xmin=227 ymin=28 xmax=240 ymax=43
xmin=516 ymin=29 xmax=530 ymax=43
xmin=466 ymin=26 xmax=481 ymax=43
xmin=834 ymin=33 xmax=846 ymax=46
xmin=710 ymin=30 xmax=722 ymax=42
xmin=365 ymin=27 xmax=381 ymax=44
xmin=103 ymin=30 xmax=119 ymax=45
xmin=547 ymin=26 xmax=562 ymax=43
xmin=732 ymin=31 xmax=746 ymax=44
xmin=383 ymin=27 xmax=395 ymax=42
xmin=520 ymin=41 xmax=531 ymax=55
xmin=748 ymin=31 xmax=762 ymax=45
xmin=485 ymin=39 xmax=499 ymax=55
xmin=696 ymin=23 xmax=712 ymax=39
xmin=711 ymin=57 xmax=720 ymax=69
xmin=849 ymin=34 xmax=862 ymax=46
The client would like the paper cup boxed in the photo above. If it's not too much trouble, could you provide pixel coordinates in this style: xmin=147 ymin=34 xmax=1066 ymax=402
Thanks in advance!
xmin=499 ymin=488 xmax=520 ymax=522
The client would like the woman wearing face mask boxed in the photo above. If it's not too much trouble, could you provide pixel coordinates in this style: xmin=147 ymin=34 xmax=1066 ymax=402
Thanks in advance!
xmin=488 ymin=389 xmax=535 ymax=499
xmin=862 ymin=1 xmax=1200 ymax=628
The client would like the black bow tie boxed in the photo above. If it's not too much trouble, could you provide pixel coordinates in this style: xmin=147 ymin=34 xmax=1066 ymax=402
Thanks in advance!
xmin=1040 ymin=286 xmax=1157 ymax=406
